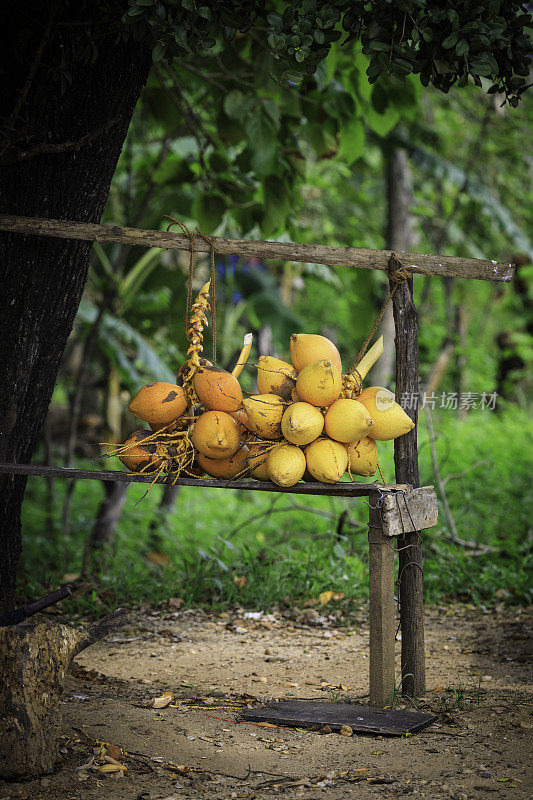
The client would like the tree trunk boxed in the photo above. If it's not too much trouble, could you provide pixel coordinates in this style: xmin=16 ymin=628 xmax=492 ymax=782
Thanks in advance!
xmin=0 ymin=6 xmax=152 ymax=613
xmin=372 ymin=146 xmax=415 ymax=387
xmin=148 ymin=484 xmax=181 ymax=551
xmin=90 ymin=481 xmax=130 ymax=549
xmin=0 ymin=610 xmax=127 ymax=777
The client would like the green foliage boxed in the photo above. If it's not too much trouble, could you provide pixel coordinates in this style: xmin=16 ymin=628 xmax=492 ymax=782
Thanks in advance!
xmin=77 ymin=301 xmax=175 ymax=388
xmin=121 ymin=0 xmax=532 ymax=105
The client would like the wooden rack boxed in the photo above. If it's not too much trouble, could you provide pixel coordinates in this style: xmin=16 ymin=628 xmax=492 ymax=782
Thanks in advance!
xmin=0 ymin=214 xmax=513 ymax=706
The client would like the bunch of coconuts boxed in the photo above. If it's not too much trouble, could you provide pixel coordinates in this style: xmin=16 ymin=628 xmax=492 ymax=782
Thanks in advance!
xmin=118 ymin=330 xmax=414 ymax=488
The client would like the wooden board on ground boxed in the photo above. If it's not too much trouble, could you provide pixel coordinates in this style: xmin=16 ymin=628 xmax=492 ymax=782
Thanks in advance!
xmin=240 ymin=701 xmax=437 ymax=736
xmin=381 ymin=486 xmax=438 ymax=537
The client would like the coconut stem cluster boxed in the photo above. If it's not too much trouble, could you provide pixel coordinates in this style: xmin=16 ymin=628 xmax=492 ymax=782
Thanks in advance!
xmin=111 ymin=319 xmax=413 ymax=492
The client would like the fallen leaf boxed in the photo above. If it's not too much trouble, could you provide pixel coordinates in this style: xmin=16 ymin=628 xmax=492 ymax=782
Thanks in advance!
xmin=340 ymin=725 xmax=353 ymax=736
xmin=98 ymin=763 xmax=127 ymax=773
xmin=146 ymin=551 xmax=170 ymax=566
xmin=104 ymin=755 xmax=125 ymax=766
xmin=152 ymin=691 xmax=174 ymax=708
xmin=319 ymin=590 xmax=345 ymax=605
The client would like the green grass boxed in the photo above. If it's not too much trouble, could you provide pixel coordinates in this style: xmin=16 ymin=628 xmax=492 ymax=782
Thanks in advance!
xmin=18 ymin=405 xmax=533 ymax=615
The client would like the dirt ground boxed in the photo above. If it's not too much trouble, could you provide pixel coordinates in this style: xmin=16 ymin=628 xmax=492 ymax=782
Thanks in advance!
xmin=1 ymin=603 xmax=532 ymax=800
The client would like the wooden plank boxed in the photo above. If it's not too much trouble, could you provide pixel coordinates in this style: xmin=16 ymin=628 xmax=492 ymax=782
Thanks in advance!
xmin=390 ymin=254 xmax=426 ymax=698
xmin=240 ymin=700 xmax=437 ymax=736
xmin=0 ymin=462 xmax=409 ymax=498
xmin=381 ymin=486 xmax=438 ymax=537
xmin=0 ymin=215 xmax=514 ymax=282
xmin=368 ymin=501 xmax=396 ymax=707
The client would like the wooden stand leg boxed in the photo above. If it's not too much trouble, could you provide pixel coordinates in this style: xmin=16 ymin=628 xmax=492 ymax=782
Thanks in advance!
xmin=368 ymin=502 xmax=395 ymax=707
xmin=398 ymin=533 xmax=425 ymax=697
xmin=389 ymin=254 xmax=426 ymax=697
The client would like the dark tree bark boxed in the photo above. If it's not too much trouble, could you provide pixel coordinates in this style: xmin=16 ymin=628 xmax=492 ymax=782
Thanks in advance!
xmin=148 ymin=484 xmax=181 ymax=551
xmin=0 ymin=5 xmax=152 ymax=613
xmin=84 ymin=481 xmax=131 ymax=562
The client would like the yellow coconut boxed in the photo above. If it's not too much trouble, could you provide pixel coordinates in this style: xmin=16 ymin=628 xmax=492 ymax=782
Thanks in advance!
xmin=290 ymin=333 xmax=342 ymax=373
xmin=291 ymin=387 xmax=300 ymax=402
xmin=191 ymin=410 xmax=241 ymax=459
xmin=267 ymin=444 xmax=306 ymax=487
xmin=281 ymin=402 xmax=324 ymax=446
xmin=356 ymin=387 xmax=415 ymax=441
xmin=324 ymin=398 xmax=374 ymax=443
xmin=129 ymin=382 xmax=188 ymax=426
xmin=196 ymin=446 xmax=249 ymax=479
xmin=256 ymin=356 xmax=297 ymax=400
xmin=246 ymin=443 xmax=272 ymax=480
xmin=194 ymin=365 xmax=243 ymax=412
xmin=346 ymin=437 xmax=378 ymax=477
xmin=119 ymin=430 xmax=162 ymax=473
xmin=241 ymin=394 xmax=285 ymax=439
xmin=296 ymin=359 xmax=342 ymax=407
xmin=305 ymin=438 xmax=348 ymax=484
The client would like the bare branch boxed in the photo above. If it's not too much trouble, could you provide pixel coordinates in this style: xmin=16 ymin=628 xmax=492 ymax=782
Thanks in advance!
xmin=441 ymin=460 xmax=489 ymax=487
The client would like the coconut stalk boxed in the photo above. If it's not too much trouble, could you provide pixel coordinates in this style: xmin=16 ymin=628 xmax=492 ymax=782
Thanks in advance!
xmin=343 ymin=335 xmax=384 ymax=398
xmin=179 ymin=279 xmax=211 ymax=405
xmin=231 ymin=333 xmax=253 ymax=378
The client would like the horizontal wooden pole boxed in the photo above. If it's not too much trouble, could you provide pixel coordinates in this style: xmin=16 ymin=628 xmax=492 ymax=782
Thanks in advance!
xmin=0 ymin=215 xmax=514 ymax=282
xmin=0 ymin=462 xmax=410 ymax=498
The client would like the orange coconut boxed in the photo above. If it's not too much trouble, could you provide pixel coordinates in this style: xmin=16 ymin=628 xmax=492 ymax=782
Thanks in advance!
xmin=119 ymin=430 xmax=163 ymax=473
xmin=194 ymin=365 xmax=243 ymax=412
xmin=129 ymin=382 xmax=188 ymax=426
xmin=176 ymin=357 xmax=212 ymax=386
xmin=191 ymin=410 xmax=241 ymax=460
xmin=228 ymin=407 xmax=252 ymax=436
xmin=196 ymin=446 xmax=249 ymax=479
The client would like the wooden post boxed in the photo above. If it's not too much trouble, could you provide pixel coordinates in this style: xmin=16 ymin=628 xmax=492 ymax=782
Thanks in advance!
xmin=368 ymin=500 xmax=396 ymax=707
xmin=389 ymin=254 xmax=426 ymax=697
